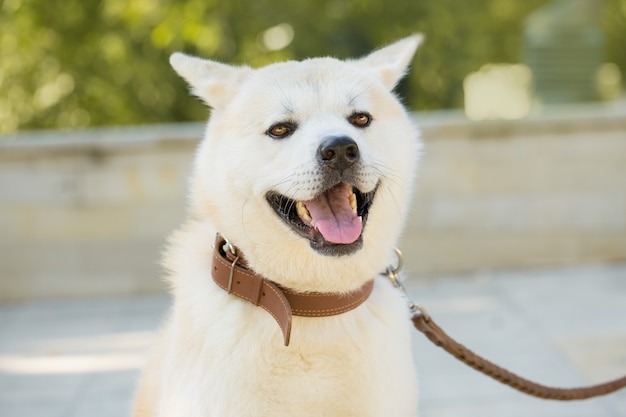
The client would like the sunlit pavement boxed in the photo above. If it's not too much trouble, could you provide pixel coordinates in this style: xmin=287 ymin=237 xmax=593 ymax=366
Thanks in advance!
xmin=1 ymin=263 xmax=625 ymax=417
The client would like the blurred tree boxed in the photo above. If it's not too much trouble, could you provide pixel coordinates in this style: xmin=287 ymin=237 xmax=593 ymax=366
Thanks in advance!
xmin=603 ymin=0 xmax=626 ymax=81
xmin=0 ymin=0 xmax=623 ymax=133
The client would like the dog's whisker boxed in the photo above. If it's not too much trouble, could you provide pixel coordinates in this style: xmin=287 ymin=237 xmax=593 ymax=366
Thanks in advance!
xmin=381 ymin=186 xmax=404 ymax=218
xmin=240 ymin=198 xmax=254 ymax=242
xmin=370 ymin=164 xmax=402 ymax=188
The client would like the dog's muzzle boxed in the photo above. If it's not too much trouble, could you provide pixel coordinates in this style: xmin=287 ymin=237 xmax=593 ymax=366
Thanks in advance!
xmin=266 ymin=135 xmax=378 ymax=256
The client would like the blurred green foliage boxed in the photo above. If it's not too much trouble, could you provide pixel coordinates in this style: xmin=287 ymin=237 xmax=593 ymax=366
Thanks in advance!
xmin=1 ymin=0 xmax=624 ymax=133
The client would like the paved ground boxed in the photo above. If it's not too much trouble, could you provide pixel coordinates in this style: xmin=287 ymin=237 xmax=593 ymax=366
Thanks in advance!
xmin=1 ymin=263 xmax=625 ymax=417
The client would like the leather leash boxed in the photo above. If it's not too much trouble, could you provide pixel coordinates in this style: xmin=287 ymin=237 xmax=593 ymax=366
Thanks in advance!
xmin=411 ymin=311 xmax=626 ymax=400
xmin=211 ymin=234 xmax=374 ymax=346
xmin=384 ymin=249 xmax=626 ymax=401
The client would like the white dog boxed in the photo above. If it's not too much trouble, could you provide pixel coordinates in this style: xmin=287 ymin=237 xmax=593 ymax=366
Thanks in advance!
xmin=133 ymin=35 xmax=423 ymax=417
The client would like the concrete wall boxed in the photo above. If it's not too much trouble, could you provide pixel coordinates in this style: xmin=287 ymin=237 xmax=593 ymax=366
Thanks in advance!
xmin=0 ymin=124 xmax=199 ymax=299
xmin=406 ymin=105 xmax=626 ymax=275
xmin=1 ymin=104 xmax=625 ymax=300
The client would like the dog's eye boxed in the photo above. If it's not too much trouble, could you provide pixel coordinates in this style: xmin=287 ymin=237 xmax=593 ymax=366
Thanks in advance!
xmin=348 ymin=112 xmax=372 ymax=128
xmin=267 ymin=122 xmax=296 ymax=139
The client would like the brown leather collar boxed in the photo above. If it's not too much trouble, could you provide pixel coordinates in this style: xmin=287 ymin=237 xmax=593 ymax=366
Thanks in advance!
xmin=211 ymin=235 xmax=374 ymax=346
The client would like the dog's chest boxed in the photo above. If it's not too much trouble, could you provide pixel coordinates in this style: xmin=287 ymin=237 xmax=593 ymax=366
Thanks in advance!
xmin=162 ymin=282 xmax=418 ymax=416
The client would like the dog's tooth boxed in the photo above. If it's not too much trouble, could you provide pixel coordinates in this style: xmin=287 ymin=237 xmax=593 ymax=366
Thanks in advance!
xmin=349 ymin=191 xmax=357 ymax=214
xmin=296 ymin=201 xmax=312 ymax=223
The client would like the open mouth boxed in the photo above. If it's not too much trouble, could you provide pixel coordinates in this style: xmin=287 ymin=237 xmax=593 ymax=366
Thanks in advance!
xmin=266 ymin=182 xmax=377 ymax=256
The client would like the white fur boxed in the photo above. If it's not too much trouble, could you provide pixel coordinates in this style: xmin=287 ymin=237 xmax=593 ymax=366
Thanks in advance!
xmin=134 ymin=36 xmax=423 ymax=417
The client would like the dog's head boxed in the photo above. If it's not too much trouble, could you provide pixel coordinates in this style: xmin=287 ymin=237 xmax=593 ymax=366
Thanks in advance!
xmin=171 ymin=36 xmax=422 ymax=292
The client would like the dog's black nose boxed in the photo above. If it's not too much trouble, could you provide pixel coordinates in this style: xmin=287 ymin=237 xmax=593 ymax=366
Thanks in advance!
xmin=317 ymin=136 xmax=360 ymax=171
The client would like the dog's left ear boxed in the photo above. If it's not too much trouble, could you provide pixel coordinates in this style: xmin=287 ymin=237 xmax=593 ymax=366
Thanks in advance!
xmin=169 ymin=53 xmax=252 ymax=109
xmin=355 ymin=34 xmax=423 ymax=90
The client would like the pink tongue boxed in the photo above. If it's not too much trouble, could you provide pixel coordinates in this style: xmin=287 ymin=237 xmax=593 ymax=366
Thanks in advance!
xmin=303 ymin=183 xmax=362 ymax=244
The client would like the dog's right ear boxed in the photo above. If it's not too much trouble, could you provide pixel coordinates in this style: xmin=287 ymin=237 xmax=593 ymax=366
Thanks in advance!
xmin=169 ymin=53 xmax=252 ymax=109
xmin=355 ymin=35 xmax=423 ymax=91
